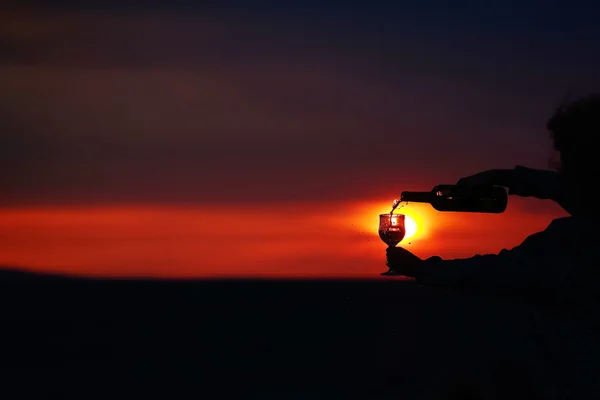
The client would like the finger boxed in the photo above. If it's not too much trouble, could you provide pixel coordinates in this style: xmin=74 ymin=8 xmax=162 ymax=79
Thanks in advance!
xmin=386 ymin=252 xmax=406 ymax=265
xmin=380 ymin=270 xmax=404 ymax=276
xmin=386 ymin=261 xmax=413 ymax=276
xmin=385 ymin=262 xmax=404 ymax=273
xmin=457 ymin=176 xmax=478 ymax=186
xmin=386 ymin=249 xmax=401 ymax=258
xmin=387 ymin=246 xmax=409 ymax=254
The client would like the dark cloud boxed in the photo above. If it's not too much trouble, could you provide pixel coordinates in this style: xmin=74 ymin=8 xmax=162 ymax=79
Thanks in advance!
xmin=1 ymin=4 xmax=599 ymax=205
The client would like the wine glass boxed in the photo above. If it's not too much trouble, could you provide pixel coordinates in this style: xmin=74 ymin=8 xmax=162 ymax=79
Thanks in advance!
xmin=378 ymin=213 xmax=406 ymax=276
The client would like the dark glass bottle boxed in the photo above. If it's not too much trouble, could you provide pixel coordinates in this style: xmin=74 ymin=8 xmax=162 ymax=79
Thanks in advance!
xmin=400 ymin=185 xmax=508 ymax=213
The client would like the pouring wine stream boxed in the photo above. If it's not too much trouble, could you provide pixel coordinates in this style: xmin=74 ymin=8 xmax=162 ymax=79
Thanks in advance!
xmin=390 ymin=198 xmax=405 ymax=216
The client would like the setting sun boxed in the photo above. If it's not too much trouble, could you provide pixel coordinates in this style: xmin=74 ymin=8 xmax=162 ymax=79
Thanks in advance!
xmin=403 ymin=215 xmax=417 ymax=241
xmin=348 ymin=200 xmax=432 ymax=246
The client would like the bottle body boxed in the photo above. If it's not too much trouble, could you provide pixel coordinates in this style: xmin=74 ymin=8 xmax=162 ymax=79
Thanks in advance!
xmin=400 ymin=185 xmax=508 ymax=213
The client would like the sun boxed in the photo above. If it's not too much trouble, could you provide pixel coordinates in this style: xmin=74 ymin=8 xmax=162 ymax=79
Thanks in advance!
xmin=403 ymin=215 xmax=417 ymax=241
xmin=351 ymin=201 xmax=428 ymax=243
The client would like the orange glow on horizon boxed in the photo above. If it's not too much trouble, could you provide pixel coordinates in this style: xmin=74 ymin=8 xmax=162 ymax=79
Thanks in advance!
xmin=0 ymin=199 xmax=567 ymax=279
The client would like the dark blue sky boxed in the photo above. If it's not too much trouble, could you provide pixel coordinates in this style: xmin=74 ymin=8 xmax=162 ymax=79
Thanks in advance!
xmin=1 ymin=1 xmax=599 ymax=205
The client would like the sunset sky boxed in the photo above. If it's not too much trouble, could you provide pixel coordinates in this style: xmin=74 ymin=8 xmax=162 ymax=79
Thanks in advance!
xmin=1 ymin=1 xmax=598 ymax=278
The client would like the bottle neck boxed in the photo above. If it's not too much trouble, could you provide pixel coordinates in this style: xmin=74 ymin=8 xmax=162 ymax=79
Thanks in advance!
xmin=400 ymin=191 xmax=431 ymax=203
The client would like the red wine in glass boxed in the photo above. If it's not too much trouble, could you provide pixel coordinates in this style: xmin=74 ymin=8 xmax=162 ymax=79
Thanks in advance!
xmin=378 ymin=214 xmax=406 ymax=247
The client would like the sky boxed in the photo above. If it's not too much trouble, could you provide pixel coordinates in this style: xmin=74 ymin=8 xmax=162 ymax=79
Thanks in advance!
xmin=1 ymin=1 xmax=598 ymax=278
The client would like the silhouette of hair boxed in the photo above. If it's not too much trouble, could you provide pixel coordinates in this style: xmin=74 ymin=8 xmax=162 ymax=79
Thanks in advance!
xmin=547 ymin=93 xmax=600 ymax=201
xmin=547 ymin=93 xmax=600 ymax=154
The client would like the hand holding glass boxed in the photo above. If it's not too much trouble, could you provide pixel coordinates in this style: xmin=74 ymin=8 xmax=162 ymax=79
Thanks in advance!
xmin=379 ymin=213 xmax=406 ymax=276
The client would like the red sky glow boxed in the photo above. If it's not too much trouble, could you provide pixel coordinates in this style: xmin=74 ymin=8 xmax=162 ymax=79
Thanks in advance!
xmin=0 ymin=5 xmax=594 ymax=278
xmin=0 ymin=199 xmax=567 ymax=278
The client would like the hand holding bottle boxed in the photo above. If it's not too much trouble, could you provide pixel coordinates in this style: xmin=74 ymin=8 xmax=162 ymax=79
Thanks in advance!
xmin=456 ymin=167 xmax=574 ymax=214
xmin=456 ymin=169 xmax=514 ymax=190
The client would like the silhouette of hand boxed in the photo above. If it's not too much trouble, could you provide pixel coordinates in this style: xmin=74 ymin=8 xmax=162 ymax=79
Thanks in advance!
xmin=386 ymin=246 xmax=423 ymax=277
xmin=456 ymin=169 xmax=512 ymax=189
xmin=457 ymin=170 xmax=494 ymax=186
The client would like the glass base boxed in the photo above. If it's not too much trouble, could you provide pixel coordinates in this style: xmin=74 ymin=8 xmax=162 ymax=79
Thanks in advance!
xmin=380 ymin=269 xmax=404 ymax=276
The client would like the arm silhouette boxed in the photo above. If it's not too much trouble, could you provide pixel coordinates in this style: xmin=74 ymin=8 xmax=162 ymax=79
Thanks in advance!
xmin=458 ymin=166 xmax=574 ymax=215
xmin=411 ymin=218 xmax=580 ymax=293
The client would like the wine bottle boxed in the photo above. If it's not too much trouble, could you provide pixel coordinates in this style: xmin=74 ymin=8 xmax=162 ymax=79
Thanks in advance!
xmin=400 ymin=185 xmax=508 ymax=213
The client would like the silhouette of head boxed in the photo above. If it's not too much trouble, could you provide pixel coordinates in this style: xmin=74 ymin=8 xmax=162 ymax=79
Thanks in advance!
xmin=547 ymin=93 xmax=600 ymax=212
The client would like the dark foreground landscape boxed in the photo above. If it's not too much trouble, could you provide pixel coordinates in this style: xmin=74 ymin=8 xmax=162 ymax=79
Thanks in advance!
xmin=0 ymin=269 xmax=530 ymax=399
